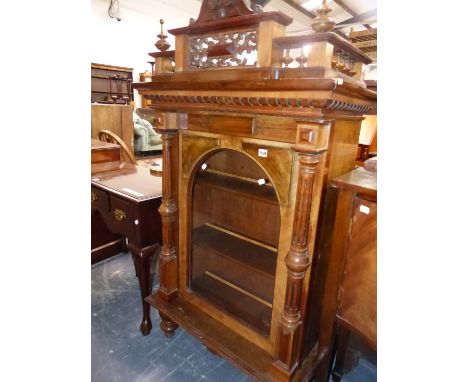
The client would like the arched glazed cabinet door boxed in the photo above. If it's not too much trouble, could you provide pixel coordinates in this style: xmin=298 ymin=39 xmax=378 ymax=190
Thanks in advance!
xmin=189 ymin=149 xmax=281 ymax=337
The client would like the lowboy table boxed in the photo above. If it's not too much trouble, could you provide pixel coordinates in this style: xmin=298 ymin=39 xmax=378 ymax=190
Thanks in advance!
xmin=91 ymin=163 xmax=162 ymax=335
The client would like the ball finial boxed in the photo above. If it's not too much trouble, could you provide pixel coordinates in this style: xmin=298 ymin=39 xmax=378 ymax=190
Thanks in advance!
xmin=155 ymin=19 xmax=170 ymax=52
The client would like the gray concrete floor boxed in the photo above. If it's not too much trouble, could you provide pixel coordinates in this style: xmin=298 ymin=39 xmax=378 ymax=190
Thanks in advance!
xmin=91 ymin=252 xmax=376 ymax=381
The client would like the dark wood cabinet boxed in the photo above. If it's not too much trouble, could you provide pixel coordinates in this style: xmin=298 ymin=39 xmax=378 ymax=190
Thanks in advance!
xmin=133 ymin=1 xmax=376 ymax=381
xmin=91 ymin=139 xmax=124 ymax=263
xmin=91 ymin=63 xmax=133 ymax=104
xmin=318 ymin=167 xmax=377 ymax=381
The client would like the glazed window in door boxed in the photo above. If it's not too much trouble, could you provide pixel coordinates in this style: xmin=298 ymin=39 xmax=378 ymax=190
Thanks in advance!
xmin=189 ymin=149 xmax=281 ymax=336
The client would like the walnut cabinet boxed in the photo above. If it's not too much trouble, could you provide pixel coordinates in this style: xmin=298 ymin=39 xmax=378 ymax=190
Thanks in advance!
xmin=133 ymin=1 xmax=376 ymax=381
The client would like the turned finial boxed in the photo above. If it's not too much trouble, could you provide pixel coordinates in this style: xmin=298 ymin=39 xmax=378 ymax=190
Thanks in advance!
xmin=311 ymin=0 xmax=335 ymax=33
xmin=155 ymin=19 xmax=170 ymax=52
xmin=250 ymin=0 xmax=271 ymax=13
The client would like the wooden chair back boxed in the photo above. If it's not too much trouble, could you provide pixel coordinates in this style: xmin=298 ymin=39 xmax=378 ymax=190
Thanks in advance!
xmin=98 ymin=130 xmax=137 ymax=165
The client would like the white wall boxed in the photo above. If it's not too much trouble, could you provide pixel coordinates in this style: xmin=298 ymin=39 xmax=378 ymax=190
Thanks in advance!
xmin=91 ymin=0 xmax=374 ymax=105
xmin=91 ymin=0 xmax=202 ymax=106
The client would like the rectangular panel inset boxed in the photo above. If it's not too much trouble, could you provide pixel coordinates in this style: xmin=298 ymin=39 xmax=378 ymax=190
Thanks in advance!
xmin=296 ymin=122 xmax=329 ymax=149
xmin=253 ymin=116 xmax=297 ymax=143
xmin=188 ymin=114 xmax=253 ymax=136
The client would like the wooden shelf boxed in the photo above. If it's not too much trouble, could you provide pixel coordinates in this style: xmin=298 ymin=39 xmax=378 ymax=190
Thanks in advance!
xmin=92 ymin=90 xmax=131 ymax=95
xmin=191 ymin=272 xmax=272 ymax=336
xmin=191 ymin=223 xmax=277 ymax=335
xmin=194 ymin=171 xmax=277 ymax=204
xmin=192 ymin=224 xmax=277 ymax=277
xmin=91 ymin=63 xmax=133 ymax=103
xmin=91 ymin=75 xmax=132 ymax=80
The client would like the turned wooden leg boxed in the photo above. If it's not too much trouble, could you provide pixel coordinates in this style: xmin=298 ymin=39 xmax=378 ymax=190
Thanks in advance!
xmin=128 ymin=242 xmax=159 ymax=336
xmin=159 ymin=312 xmax=178 ymax=337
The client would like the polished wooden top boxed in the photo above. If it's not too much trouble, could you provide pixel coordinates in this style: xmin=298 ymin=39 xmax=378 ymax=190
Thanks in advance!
xmin=91 ymin=62 xmax=133 ymax=72
xmin=92 ymin=163 xmax=162 ymax=201
xmin=330 ymin=166 xmax=377 ymax=199
xmin=169 ymin=11 xmax=293 ymax=35
xmin=273 ymin=32 xmax=373 ymax=64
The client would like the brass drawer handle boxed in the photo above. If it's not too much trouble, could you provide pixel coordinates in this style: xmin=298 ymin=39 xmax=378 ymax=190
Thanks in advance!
xmin=114 ymin=208 xmax=127 ymax=222
xmin=91 ymin=192 xmax=98 ymax=202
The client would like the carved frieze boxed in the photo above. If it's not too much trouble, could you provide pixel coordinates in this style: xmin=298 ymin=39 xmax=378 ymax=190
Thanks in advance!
xmin=147 ymin=94 xmax=372 ymax=113
xmin=189 ymin=29 xmax=258 ymax=69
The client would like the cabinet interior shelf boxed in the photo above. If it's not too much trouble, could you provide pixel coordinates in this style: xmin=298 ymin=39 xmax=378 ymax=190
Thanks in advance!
xmin=205 ymin=168 xmax=273 ymax=187
xmin=192 ymin=224 xmax=277 ymax=275
xmin=191 ymin=272 xmax=272 ymax=336
xmin=191 ymin=223 xmax=277 ymax=336
xmin=194 ymin=171 xmax=277 ymax=204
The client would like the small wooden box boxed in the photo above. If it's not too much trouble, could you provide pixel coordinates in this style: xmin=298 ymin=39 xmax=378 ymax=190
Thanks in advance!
xmin=91 ymin=139 xmax=121 ymax=173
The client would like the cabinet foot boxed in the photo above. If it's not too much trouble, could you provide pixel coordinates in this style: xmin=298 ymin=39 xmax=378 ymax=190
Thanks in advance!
xmin=159 ymin=312 xmax=178 ymax=337
xmin=140 ymin=318 xmax=152 ymax=336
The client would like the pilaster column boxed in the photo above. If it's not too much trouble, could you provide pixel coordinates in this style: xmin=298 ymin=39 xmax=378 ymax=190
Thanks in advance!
xmin=275 ymin=152 xmax=321 ymax=374
xmin=156 ymin=129 xmax=179 ymax=301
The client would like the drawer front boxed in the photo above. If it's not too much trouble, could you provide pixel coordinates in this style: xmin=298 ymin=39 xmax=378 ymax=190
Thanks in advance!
xmin=108 ymin=195 xmax=135 ymax=238
xmin=91 ymin=186 xmax=109 ymax=211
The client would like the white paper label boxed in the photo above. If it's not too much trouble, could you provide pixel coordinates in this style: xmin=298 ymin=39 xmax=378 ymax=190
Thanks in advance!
xmin=257 ymin=178 xmax=266 ymax=185
xmin=359 ymin=205 xmax=370 ymax=214
xmin=258 ymin=149 xmax=268 ymax=157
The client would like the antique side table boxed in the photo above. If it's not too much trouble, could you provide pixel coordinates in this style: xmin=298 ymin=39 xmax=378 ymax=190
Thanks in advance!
xmin=91 ymin=163 xmax=162 ymax=335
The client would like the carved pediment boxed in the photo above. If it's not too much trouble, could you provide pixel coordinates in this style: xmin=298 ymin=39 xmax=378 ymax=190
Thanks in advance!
xmin=193 ymin=0 xmax=254 ymax=24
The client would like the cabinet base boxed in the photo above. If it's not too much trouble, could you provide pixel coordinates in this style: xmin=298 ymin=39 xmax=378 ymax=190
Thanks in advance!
xmin=145 ymin=293 xmax=321 ymax=382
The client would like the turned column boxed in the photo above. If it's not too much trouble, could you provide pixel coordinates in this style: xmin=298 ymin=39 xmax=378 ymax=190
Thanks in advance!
xmin=155 ymin=129 xmax=179 ymax=302
xmin=155 ymin=127 xmax=180 ymax=337
xmin=275 ymin=152 xmax=321 ymax=374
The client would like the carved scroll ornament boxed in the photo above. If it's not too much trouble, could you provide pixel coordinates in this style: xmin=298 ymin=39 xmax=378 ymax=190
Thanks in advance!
xmin=189 ymin=29 xmax=258 ymax=68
